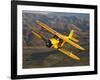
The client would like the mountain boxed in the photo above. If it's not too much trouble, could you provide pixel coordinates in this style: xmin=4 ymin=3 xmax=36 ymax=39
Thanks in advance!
xmin=22 ymin=11 xmax=90 ymax=68
xmin=22 ymin=11 xmax=89 ymax=48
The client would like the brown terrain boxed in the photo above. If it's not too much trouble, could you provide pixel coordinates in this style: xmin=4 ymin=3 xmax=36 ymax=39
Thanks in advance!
xmin=22 ymin=11 xmax=90 ymax=68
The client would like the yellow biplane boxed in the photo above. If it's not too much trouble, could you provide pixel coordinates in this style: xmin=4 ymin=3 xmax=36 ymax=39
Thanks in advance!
xmin=32 ymin=20 xmax=85 ymax=61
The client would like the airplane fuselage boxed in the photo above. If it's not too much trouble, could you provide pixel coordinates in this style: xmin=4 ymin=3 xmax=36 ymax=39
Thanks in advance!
xmin=46 ymin=37 xmax=64 ymax=49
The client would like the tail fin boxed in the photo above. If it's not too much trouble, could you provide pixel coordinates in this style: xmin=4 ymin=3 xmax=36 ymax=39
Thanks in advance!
xmin=68 ymin=30 xmax=79 ymax=42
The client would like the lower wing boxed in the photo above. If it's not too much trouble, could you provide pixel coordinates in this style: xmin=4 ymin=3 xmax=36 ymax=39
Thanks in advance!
xmin=58 ymin=48 xmax=80 ymax=61
xmin=32 ymin=31 xmax=47 ymax=42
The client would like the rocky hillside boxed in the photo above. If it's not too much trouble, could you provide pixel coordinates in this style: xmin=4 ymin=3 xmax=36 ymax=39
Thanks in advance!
xmin=22 ymin=11 xmax=90 ymax=68
xmin=22 ymin=11 xmax=89 ymax=48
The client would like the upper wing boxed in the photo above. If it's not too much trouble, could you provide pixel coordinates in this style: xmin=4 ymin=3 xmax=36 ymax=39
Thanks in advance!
xmin=36 ymin=20 xmax=63 ymax=39
xmin=58 ymin=48 xmax=80 ymax=61
xmin=36 ymin=20 xmax=85 ymax=51
xmin=64 ymin=38 xmax=85 ymax=51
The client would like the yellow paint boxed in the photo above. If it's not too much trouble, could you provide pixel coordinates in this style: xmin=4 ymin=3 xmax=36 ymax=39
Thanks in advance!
xmin=58 ymin=48 xmax=80 ymax=61
xmin=32 ymin=31 xmax=42 ymax=39
xmin=68 ymin=30 xmax=79 ymax=42
xmin=35 ymin=20 xmax=85 ymax=50
xmin=35 ymin=20 xmax=86 ymax=61
xmin=60 ymin=41 xmax=65 ymax=47
xmin=63 ymin=36 xmax=85 ymax=50
xmin=50 ymin=38 xmax=59 ymax=49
